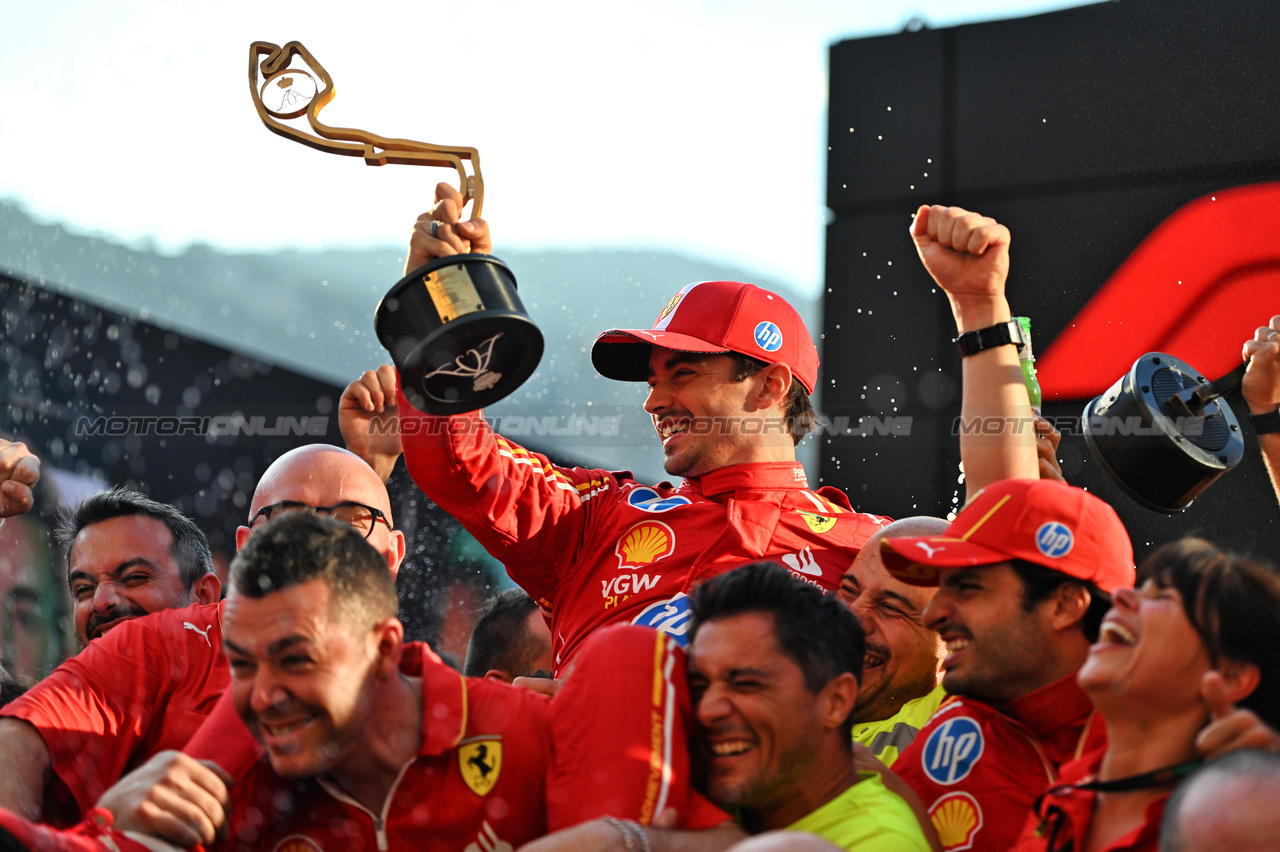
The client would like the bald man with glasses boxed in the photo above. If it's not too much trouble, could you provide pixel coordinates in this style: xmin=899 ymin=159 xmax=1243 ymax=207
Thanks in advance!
xmin=0 ymin=445 xmax=405 ymax=827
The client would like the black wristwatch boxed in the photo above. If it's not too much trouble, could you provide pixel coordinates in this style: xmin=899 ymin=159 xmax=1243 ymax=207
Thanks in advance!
xmin=954 ymin=320 xmax=1026 ymax=357
xmin=1251 ymin=409 xmax=1280 ymax=435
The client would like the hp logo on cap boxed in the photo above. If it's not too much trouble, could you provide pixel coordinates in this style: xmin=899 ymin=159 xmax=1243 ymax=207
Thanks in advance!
xmin=754 ymin=322 xmax=783 ymax=352
xmin=1036 ymin=522 xmax=1074 ymax=558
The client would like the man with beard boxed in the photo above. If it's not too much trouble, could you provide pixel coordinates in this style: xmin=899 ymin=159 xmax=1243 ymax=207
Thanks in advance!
xmin=0 ymin=445 xmax=406 ymax=827
xmin=837 ymin=516 xmax=949 ymax=766
xmin=685 ymin=562 xmax=930 ymax=850
xmin=58 ymin=489 xmax=222 ymax=650
xmin=880 ymin=478 xmax=1133 ymax=852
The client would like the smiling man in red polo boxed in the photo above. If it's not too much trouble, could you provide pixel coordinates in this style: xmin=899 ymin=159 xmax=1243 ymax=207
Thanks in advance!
xmin=881 ymin=479 xmax=1135 ymax=852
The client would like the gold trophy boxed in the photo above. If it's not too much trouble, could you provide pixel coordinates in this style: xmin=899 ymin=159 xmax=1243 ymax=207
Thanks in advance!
xmin=249 ymin=41 xmax=543 ymax=414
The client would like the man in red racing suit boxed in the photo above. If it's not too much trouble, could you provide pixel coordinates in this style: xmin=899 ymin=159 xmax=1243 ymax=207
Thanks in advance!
xmin=396 ymin=395 xmax=891 ymax=671
xmin=340 ymin=193 xmax=1046 ymax=672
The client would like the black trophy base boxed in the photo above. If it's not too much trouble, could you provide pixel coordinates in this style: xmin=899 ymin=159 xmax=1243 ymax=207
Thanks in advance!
xmin=1082 ymin=352 xmax=1243 ymax=514
xmin=376 ymin=254 xmax=544 ymax=415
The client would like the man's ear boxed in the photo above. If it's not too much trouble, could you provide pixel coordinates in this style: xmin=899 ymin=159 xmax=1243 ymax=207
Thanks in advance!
xmin=750 ymin=362 xmax=794 ymax=412
xmin=235 ymin=525 xmax=252 ymax=551
xmin=820 ymin=672 xmax=859 ymax=731
xmin=372 ymin=617 xmax=406 ymax=679
xmin=483 ymin=669 xmax=515 ymax=684
xmin=191 ymin=572 xmax=221 ymax=605
xmin=386 ymin=530 xmax=407 ymax=581
xmin=1047 ymin=582 xmax=1092 ymax=633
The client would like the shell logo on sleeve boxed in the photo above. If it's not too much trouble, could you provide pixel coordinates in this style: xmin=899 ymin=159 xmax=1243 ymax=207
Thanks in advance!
xmin=929 ymin=792 xmax=983 ymax=851
xmin=616 ymin=522 xmax=676 ymax=569
xmin=272 ymin=836 xmax=324 ymax=852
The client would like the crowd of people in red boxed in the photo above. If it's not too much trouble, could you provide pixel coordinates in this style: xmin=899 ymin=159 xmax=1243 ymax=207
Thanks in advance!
xmin=0 ymin=190 xmax=1277 ymax=852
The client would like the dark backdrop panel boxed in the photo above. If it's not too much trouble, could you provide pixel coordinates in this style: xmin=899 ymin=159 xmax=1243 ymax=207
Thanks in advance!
xmin=824 ymin=0 xmax=1280 ymax=561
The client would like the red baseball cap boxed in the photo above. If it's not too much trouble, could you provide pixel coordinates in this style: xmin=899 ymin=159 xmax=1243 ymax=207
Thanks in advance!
xmin=880 ymin=479 xmax=1135 ymax=593
xmin=591 ymin=281 xmax=820 ymax=393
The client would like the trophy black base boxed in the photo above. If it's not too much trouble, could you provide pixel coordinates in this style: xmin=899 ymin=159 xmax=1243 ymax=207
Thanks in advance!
xmin=376 ymin=254 xmax=544 ymax=414
xmin=1082 ymin=352 xmax=1243 ymax=514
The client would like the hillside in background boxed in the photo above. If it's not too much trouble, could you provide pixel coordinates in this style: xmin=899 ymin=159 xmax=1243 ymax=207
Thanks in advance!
xmin=0 ymin=201 xmax=820 ymax=482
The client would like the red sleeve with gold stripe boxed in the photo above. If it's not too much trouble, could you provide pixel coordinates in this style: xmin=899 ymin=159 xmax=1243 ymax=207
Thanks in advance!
xmin=546 ymin=624 xmax=730 ymax=831
xmin=397 ymin=385 xmax=620 ymax=603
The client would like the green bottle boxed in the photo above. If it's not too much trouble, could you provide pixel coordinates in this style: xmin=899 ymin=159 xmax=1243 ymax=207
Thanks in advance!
xmin=1015 ymin=316 xmax=1042 ymax=417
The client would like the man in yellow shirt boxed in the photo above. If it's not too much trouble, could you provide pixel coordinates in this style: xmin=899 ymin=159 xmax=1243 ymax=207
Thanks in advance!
xmin=839 ymin=517 xmax=950 ymax=766
xmin=687 ymin=562 xmax=931 ymax=851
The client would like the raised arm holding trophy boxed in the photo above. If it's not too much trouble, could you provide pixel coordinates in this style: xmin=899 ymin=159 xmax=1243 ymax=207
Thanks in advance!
xmin=249 ymin=40 xmax=543 ymax=413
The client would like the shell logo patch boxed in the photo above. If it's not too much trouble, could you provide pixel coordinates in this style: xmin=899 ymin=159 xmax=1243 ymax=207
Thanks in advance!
xmin=616 ymin=521 xmax=676 ymax=569
xmin=929 ymin=792 xmax=983 ymax=851
xmin=1036 ymin=522 xmax=1074 ymax=558
xmin=458 ymin=738 xmax=502 ymax=796
xmin=921 ymin=716 xmax=984 ymax=785
xmin=798 ymin=511 xmax=837 ymax=534
xmin=272 ymin=836 xmax=325 ymax=852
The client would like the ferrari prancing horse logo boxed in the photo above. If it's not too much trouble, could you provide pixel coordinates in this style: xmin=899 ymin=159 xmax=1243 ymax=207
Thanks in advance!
xmin=459 ymin=738 xmax=503 ymax=796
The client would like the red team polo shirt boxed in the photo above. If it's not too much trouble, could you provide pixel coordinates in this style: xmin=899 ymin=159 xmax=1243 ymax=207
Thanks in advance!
xmin=895 ymin=675 xmax=1108 ymax=852
xmin=0 ymin=602 xmax=227 ymax=819
xmin=219 ymin=643 xmax=552 ymax=852
xmin=398 ymin=394 xmax=891 ymax=672
xmin=216 ymin=627 xmax=726 ymax=851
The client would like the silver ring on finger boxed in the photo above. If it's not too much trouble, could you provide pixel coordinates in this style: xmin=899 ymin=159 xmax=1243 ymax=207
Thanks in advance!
xmin=429 ymin=220 xmax=440 ymax=239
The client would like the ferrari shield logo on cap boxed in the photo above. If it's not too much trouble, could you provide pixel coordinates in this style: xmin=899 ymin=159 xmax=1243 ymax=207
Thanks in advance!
xmin=657 ymin=291 xmax=684 ymax=322
xmin=459 ymin=738 xmax=503 ymax=796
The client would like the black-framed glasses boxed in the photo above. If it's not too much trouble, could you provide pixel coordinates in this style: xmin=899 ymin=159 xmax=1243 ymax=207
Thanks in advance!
xmin=248 ymin=501 xmax=391 ymax=539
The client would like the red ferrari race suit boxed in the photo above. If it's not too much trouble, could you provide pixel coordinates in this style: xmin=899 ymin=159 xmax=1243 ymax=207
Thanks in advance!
xmin=398 ymin=391 xmax=892 ymax=671
xmin=0 ymin=602 xmax=228 ymax=821
xmin=1009 ymin=747 xmax=1164 ymax=852
xmin=217 ymin=626 xmax=727 ymax=852
xmin=894 ymin=675 xmax=1108 ymax=852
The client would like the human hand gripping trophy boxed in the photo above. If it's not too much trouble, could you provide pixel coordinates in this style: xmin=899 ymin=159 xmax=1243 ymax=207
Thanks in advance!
xmin=249 ymin=41 xmax=544 ymax=413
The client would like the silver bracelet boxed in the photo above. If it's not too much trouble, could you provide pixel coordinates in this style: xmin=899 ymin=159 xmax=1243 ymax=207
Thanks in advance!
xmin=602 ymin=816 xmax=651 ymax=852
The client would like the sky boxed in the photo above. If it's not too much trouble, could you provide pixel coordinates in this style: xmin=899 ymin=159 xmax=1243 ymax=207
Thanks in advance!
xmin=0 ymin=0 xmax=1098 ymax=298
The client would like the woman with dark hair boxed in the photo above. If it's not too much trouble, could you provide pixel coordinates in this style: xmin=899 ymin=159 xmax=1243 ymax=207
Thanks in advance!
xmin=1011 ymin=537 xmax=1280 ymax=852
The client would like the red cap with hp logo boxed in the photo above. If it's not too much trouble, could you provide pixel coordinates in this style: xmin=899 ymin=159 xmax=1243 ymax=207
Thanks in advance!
xmin=879 ymin=479 xmax=1135 ymax=593
xmin=591 ymin=281 xmax=820 ymax=393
